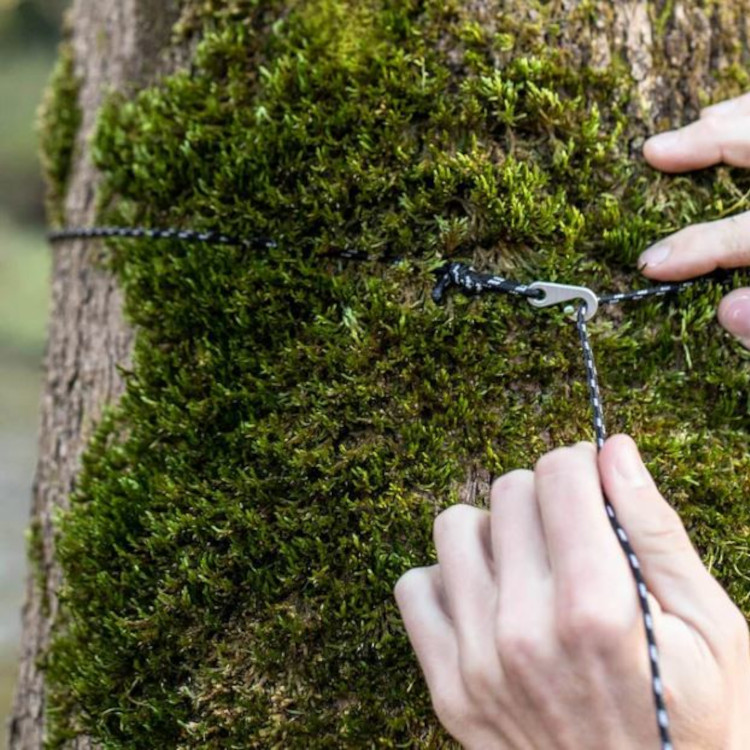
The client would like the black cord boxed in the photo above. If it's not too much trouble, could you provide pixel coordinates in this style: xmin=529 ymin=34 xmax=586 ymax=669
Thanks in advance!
xmin=47 ymin=225 xmax=278 ymax=251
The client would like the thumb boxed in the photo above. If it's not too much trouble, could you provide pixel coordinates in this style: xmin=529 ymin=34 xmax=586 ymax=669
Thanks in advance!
xmin=718 ymin=288 xmax=750 ymax=349
xmin=599 ymin=435 xmax=730 ymax=636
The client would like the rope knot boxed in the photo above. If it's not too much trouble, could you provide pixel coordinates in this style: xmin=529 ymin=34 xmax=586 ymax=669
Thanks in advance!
xmin=431 ymin=261 xmax=478 ymax=304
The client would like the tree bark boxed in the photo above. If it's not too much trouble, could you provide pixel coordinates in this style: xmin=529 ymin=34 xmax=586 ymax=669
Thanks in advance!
xmin=8 ymin=0 xmax=750 ymax=746
xmin=8 ymin=2 xmax=185 ymax=746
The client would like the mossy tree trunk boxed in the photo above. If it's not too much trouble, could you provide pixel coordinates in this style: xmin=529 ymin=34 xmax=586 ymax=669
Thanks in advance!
xmin=9 ymin=1 xmax=750 ymax=748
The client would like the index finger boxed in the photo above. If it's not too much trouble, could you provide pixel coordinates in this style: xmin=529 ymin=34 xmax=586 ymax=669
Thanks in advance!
xmin=644 ymin=115 xmax=750 ymax=173
xmin=534 ymin=444 xmax=633 ymax=609
xmin=638 ymin=212 xmax=750 ymax=281
xmin=700 ymin=92 xmax=750 ymax=119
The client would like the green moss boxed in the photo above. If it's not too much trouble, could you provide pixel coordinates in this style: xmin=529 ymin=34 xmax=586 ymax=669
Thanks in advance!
xmin=38 ymin=41 xmax=82 ymax=226
xmin=26 ymin=518 xmax=50 ymax=618
xmin=46 ymin=1 xmax=750 ymax=747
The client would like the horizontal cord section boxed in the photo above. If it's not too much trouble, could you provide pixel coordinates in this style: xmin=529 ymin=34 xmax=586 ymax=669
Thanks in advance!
xmin=48 ymin=225 xmax=278 ymax=251
xmin=432 ymin=260 xmax=703 ymax=315
xmin=49 ymin=226 xmax=732 ymax=318
xmin=599 ymin=281 xmax=696 ymax=305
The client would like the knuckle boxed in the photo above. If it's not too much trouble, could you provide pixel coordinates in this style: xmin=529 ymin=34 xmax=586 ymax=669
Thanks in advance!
xmin=676 ymin=221 xmax=707 ymax=248
xmin=490 ymin=469 xmax=533 ymax=507
xmin=393 ymin=566 xmax=428 ymax=601
xmin=459 ymin=650 xmax=495 ymax=699
xmin=430 ymin=685 xmax=464 ymax=730
xmin=556 ymin=599 xmax=631 ymax=653
xmin=723 ymin=215 xmax=746 ymax=259
xmin=702 ymin=113 xmax=725 ymax=139
xmin=707 ymin=600 xmax=750 ymax=661
xmin=534 ymin=446 xmax=571 ymax=478
xmin=727 ymin=604 xmax=750 ymax=652
xmin=495 ymin=623 xmax=545 ymax=678
xmin=641 ymin=505 xmax=692 ymax=553
xmin=433 ymin=503 xmax=480 ymax=544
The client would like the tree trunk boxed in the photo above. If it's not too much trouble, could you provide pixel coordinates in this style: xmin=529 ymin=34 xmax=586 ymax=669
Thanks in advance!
xmin=9 ymin=1 xmax=750 ymax=747
xmin=8 ymin=2 xmax=186 ymax=746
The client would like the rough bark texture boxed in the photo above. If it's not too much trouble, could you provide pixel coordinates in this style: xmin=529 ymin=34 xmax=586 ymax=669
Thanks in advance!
xmin=8 ymin=2 xmax=184 ymax=747
xmin=8 ymin=0 xmax=750 ymax=746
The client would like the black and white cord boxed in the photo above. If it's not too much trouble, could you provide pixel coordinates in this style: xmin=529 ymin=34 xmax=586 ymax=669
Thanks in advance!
xmin=48 ymin=224 xmax=278 ymax=251
xmin=577 ymin=307 xmax=673 ymax=750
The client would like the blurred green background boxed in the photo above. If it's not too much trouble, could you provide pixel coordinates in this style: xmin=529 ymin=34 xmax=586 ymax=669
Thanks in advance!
xmin=0 ymin=0 xmax=65 ymax=733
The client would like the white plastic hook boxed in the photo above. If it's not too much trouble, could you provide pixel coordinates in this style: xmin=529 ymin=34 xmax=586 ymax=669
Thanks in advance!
xmin=527 ymin=282 xmax=599 ymax=321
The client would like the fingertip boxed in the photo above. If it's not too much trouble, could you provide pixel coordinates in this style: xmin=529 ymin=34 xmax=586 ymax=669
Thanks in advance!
xmin=642 ymin=134 xmax=666 ymax=166
xmin=644 ymin=117 xmax=732 ymax=173
xmin=637 ymin=261 xmax=663 ymax=281
xmin=717 ymin=288 xmax=750 ymax=344
xmin=643 ymin=131 xmax=689 ymax=172
xmin=599 ymin=433 xmax=634 ymax=470
xmin=637 ymin=217 xmax=743 ymax=282
xmin=637 ymin=242 xmax=673 ymax=279
xmin=490 ymin=469 xmax=533 ymax=506
xmin=642 ymin=134 xmax=666 ymax=167
xmin=393 ymin=567 xmax=417 ymax=603
xmin=602 ymin=433 xmax=637 ymax=453
xmin=600 ymin=435 xmax=651 ymax=491
xmin=394 ymin=565 xmax=441 ymax=608
xmin=573 ymin=440 xmax=597 ymax=456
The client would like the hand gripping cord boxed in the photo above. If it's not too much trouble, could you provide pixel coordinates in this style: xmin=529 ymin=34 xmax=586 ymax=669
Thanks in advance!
xmin=432 ymin=260 xmax=715 ymax=750
xmin=53 ymin=225 xmax=737 ymax=750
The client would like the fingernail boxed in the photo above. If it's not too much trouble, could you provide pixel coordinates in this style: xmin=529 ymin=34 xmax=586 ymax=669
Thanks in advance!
xmin=638 ymin=243 xmax=671 ymax=269
xmin=614 ymin=442 xmax=650 ymax=489
xmin=723 ymin=293 xmax=750 ymax=338
xmin=645 ymin=130 xmax=681 ymax=155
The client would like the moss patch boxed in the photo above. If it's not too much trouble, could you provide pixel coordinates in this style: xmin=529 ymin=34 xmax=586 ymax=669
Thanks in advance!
xmin=38 ymin=41 xmax=81 ymax=226
xmin=45 ymin=1 xmax=749 ymax=747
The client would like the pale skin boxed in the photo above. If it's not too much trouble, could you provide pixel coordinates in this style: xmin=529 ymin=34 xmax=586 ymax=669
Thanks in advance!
xmin=640 ymin=92 xmax=750 ymax=348
xmin=394 ymin=95 xmax=750 ymax=749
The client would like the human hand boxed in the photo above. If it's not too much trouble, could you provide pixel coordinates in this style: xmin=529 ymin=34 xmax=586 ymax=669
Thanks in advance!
xmin=640 ymin=92 xmax=750 ymax=348
xmin=394 ymin=437 xmax=750 ymax=749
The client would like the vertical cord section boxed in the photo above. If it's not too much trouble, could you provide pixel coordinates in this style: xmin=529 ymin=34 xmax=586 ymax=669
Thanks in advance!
xmin=576 ymin=306 xmax=673 ymax=750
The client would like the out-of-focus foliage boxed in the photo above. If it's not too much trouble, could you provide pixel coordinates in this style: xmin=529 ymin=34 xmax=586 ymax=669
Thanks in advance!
xmin=0 ymin=53 xmax=56 ymax=222
xmin=0 ymin=0 xmax=57 ymax=736
xmin=0 ymin=0 xmax=63 ymax=222
xmin=0 ymin=0 xmax=66 ymax=49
